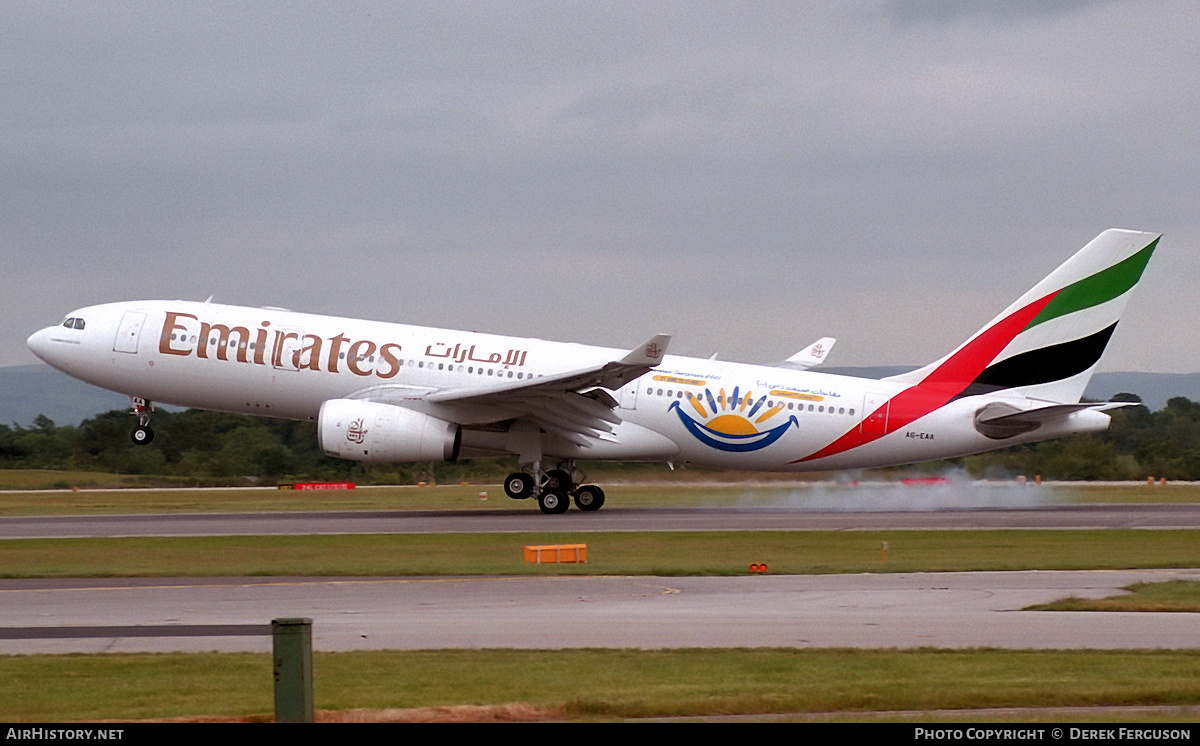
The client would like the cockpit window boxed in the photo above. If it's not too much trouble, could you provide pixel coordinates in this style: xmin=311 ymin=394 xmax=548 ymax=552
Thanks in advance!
xmin=73 ymin=318 xmax=85 ymax=330
xmin=60 ymin=317 xmax=86 ymax=330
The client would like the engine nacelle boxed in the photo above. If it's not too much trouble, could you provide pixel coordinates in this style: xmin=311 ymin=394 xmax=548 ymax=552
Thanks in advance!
xmin=318 ymin=399 xmax=461 ymax=463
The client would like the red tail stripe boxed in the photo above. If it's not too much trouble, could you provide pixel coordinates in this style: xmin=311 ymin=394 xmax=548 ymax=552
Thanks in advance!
xmin=794 ymin=290 xmax=1058 ymax=464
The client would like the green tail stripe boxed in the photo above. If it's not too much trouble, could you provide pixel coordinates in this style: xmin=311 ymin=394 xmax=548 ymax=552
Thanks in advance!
xmin=1027 ymin=238 xmax=1158 ymax=329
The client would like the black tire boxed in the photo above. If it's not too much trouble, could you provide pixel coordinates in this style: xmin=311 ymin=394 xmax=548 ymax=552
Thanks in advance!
xmin=503 ymin=472 xmax=535 ymax=500
xmin=572 ymin=485 xmax=605 ymax=512
xmin=131 ymin=425 xmax=154 ymax=445
xmin=545 ymin=469 xmax=573 ymax=492
xmin=537 ymin=489 xmax=569 ymax=514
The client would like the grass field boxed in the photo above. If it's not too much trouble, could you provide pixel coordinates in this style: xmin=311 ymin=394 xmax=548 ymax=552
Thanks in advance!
xmin=3 ymin=649 xmax=1200 ymax=722
xmin=1029 ymin=580 xmax=1200 ymax=612
xmin=1 ymin=530 xmax=1199 ymax=578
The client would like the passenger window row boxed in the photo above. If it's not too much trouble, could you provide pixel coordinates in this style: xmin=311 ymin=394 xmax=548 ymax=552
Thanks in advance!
xmin=644 ymin=386 xmax=855 ymax=416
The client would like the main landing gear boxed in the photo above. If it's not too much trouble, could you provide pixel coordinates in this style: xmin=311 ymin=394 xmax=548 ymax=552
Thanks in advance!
xmin=503 ymin=461 xmax=606 ymax=514
xmin=130 ymin=397 xmax=154 ymax=445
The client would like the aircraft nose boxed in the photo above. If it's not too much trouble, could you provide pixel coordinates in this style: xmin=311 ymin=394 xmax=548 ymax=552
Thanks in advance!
xmin=27 ymin=326 xmax=73 ymax=370
xmin=26 ymin=327 xmax=54 ymax=361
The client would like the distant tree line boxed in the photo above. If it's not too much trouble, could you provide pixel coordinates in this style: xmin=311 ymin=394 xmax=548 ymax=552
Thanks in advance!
xmin=0 ymin=409 xmax=512 ymax=485
xmin=2 ymin=394 xmax=1198 ymax=484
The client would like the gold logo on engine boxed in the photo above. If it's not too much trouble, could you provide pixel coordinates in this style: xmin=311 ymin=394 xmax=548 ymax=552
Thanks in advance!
xmin=346 ymin=418 xmax=369 ymax=444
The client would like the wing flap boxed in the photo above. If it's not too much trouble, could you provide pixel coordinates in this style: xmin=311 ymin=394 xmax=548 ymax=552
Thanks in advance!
xmin=524 ymin=397 xmax=615 ymax=436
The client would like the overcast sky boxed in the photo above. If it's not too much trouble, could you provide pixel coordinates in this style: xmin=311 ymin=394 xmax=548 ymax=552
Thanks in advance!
xmin=3 ymin=1 xmax=1198 ymax=373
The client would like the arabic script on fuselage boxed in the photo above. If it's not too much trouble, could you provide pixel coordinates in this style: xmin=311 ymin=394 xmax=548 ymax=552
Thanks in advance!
xmin=157 ymin=311 xmax=529 ymax=380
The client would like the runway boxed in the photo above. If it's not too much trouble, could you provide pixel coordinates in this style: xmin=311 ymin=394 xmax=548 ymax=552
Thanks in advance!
xmin=3 ymin=503 xmax=1199 ymax=538
xmin=2 ymin=569 xmax=1199 ymax=654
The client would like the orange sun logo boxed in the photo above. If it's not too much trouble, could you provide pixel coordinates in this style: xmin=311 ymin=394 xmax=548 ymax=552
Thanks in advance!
xmin=670 ymin=386 xmax=798 ymax=452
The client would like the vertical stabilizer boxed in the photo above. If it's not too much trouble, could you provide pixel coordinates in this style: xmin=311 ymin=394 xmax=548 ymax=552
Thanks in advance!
xmin=884 ymin=229 xmax=1159 ymax=403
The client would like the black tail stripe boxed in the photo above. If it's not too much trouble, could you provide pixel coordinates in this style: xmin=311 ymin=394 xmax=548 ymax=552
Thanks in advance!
xmin=954 ymin=323 xmax=1117 ymax=399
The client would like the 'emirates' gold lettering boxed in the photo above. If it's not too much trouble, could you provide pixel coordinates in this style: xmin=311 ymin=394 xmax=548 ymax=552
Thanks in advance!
xmin=160 ymin=310 xmax=404 ymax=381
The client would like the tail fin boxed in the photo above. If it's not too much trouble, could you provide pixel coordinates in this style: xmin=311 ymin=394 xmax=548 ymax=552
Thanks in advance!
xmin=884 ymin=229 xmax=1160 ymax=403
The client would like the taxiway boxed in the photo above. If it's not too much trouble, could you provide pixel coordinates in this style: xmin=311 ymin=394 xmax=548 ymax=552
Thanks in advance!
xmin=2 ymin=569 xmax=1199 ymax=654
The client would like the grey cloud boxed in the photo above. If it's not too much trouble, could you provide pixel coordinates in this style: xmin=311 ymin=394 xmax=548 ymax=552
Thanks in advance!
xmin=2 ymin=1 xmax=1196 ymax=373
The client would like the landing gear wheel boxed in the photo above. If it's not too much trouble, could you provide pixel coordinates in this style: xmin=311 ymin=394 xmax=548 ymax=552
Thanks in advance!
xmin=544 ymin=469 xmax=574 ymax=493
xmin=537 ymin=489 xmax=570 ymax=514
xmin=572 ymin=485 xmax=605 ymax=512
xmin=503 ymin=472 xmax=535 ymax=500
xmin=131 ymin=425 xmax=154 ymax=445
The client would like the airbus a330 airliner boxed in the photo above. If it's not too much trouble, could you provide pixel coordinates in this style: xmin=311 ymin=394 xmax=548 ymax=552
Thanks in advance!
xmin=28 ymin=229 xmax=1158 ymax=513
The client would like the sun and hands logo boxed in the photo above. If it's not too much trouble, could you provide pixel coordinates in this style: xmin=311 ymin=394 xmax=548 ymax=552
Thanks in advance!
xmin=669 ymin=386 xmax=798 ymax=452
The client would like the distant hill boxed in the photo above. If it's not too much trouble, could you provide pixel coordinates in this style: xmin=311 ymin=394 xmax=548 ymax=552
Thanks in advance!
xmin=1084 ymin=372 xmax=1200 ymax=410
xmin=2 ymin=363 xmax=1198 ymax=428
xmin=1 ymin=365 xmax=131 ymax=428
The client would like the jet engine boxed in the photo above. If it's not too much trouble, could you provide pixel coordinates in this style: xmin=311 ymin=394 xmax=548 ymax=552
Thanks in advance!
xmin=317 ymin=399 xmax=461 ymax=463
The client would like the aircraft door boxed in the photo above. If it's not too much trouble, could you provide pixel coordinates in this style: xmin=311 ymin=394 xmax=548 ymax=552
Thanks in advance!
xmin=113 ymin=311 xmax=147 ymax=354
xmin=619 ymin=379 xmax=640 ymax=410
xmin=860 ymin=392 xmax=890 ymax=436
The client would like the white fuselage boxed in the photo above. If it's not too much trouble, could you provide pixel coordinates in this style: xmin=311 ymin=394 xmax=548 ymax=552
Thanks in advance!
xmin=27 ymin=300 xmax=1108 ymax=472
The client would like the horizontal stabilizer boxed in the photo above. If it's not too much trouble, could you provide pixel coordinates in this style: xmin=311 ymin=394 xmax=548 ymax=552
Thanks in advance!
xmin=974 ymin=400 xmax=1127 ymax=440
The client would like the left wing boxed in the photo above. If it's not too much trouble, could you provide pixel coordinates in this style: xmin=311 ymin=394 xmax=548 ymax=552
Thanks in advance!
xmin=347 ymin=333 xmax=671 ymax=446
xmin=427 ymin=332 xmax=670 ymax=404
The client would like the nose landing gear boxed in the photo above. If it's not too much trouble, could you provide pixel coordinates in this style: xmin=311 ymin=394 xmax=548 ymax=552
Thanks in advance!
xmin=130 ymin=397 xmax=154 ymax=445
